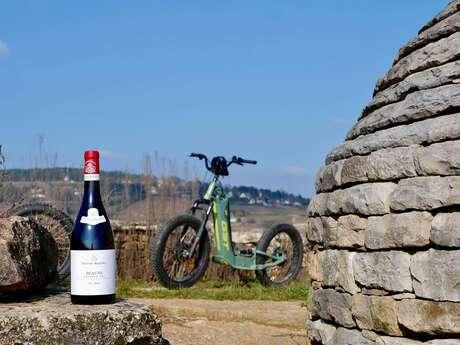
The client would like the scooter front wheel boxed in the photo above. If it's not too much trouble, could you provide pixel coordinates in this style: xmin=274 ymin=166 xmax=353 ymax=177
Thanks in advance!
xmin=255 ymin=224 xmax=303 ymax=287
xmin=151 ymin=215 xmax=210 ymax=289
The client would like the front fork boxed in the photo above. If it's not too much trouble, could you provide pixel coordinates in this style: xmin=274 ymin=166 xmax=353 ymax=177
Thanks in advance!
xmin=186 ymin=200 xmax=211 ymax=259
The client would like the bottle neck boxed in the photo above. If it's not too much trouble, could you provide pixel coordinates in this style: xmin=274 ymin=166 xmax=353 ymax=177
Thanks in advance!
xmin=82 ymin=179 xmax=104 ymax=207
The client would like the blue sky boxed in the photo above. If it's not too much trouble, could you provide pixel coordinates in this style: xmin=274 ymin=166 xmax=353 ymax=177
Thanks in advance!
xmin=0 ymin=1 xmax=449 ymax=196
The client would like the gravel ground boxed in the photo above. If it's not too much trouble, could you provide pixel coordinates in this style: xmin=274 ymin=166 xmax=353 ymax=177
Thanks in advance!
xmin=131 ymin=298 xmax=308 ymax=345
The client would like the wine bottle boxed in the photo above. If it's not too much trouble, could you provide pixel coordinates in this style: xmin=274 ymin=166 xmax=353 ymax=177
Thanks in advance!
xmin=71 ymin=150 xmax=116 ymax=304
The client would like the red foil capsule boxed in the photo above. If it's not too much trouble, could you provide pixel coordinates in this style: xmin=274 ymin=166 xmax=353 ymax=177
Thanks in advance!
xmin=84 ymin=150 xmax=100 ymax=175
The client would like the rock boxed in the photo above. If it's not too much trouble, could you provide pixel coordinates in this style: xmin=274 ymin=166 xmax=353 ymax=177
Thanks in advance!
xmin=318 ymin=146 xmax=418 ymax=192
xmin=376 ymin=338 xmax=460 ymax=345
xmin=390 ymin=176 xmax=460 ymax=212
xmin=348 ymin=84 xmax=460 ymax=139
xmin=306 ymin=249 xmax=322 ymax=282
xmin=311 ymin=281 xmax=322 ymax=290
xmin=332 ymin=328 xmax=374 ymax=345
xmin=308 ymin=289 xmax=355 ymax=328
xmin=306 ymin=215 xmax=365 ymax=248
xmin=0 ymin=217 xmax=57 ymax=294
xmin=306 ymin=217 xmax=337 ymax=246
xmin=0 ymin=289 xmax=167 ymax=345
xmin=318 ymin=140 xmax=460 ymax=193
xmin=362 ymin=288 xmax=389 ymax=296
xmin=340 ymin=155 xmax=368 ymax=186
xmin=307 ymin=192 xmax=340 ymax=217
xmin=336 ymin=215 xmax=366 ymax=248
xmin=306 ymin=319 xmax=336 ymax=345
xmin=353 ymin=251 xmax=412 ymax=293
xmin=411 ymin=249 xmax=460 ymax=302
xmin=306 ymin=217 xmax=322 ymax=243
xmin=375 ymin=336 xmax=422 ymax=345
xmin=364 ymin=60 xmax=460 ymax=118
xmin=417 ymin=0 xmax=460 ymax=35
xmin=364 ymin=212 xmax=432 ymax=249
xmin=375 ymin=32 xmax=460 ymax=94
xmin=367 ymin=147 xmax=419 ymax=182
xmin=391 ymin=293 xmax=416 ymax=301
xmin=326 ymin=113 xmax=460 ymax=164
xmin=320 ymin=250 xmax=360 ymax=294
xmin=417 ymin=140 xmax=460 ymax=176
xmin=325 ymin=149 xmax=404 ymax=192
xmin=431 ymin=213 xmax=460 ymax=247
xmin=398 ymin=299 xmax=460 ymax=336
xmin=342 ymin=183 xmax=396 ymax=216
xmin=362 ymin=330 xmax=379 ymax=341
xmin=352 ymin=295 xmax=402 ymax=336
xmin=316 ymin=161 xmax=344 ymax=193
xmin=395 ymin=11 xmax=460 ymax=63
xmin=426 ymin=341 xmax=460 ymax=345
xmin=308 ymin=182 xmax=396 ymax=217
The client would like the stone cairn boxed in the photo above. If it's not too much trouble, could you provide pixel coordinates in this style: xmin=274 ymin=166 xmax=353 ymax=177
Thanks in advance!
xmin=306 ymin=1 xmax=460 ymax=344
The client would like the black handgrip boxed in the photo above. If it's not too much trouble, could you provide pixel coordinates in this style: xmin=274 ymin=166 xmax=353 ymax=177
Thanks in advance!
xmin=240 ymin=158 xmax=257 ymax=165
xmin=190 ymin=153 xmax=205 ymax=160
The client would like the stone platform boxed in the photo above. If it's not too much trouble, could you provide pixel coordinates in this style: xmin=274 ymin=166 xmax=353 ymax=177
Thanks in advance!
xmin=0 ymin=289 xmax=168 ymax=345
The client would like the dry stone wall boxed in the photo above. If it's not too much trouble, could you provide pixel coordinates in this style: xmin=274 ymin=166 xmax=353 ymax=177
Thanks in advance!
xmin=306 ymin=1 xmax=460 ymax=344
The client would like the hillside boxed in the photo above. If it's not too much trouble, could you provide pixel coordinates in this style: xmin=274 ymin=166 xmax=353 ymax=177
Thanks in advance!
xmin=0 ymin=168 xmax=309 ymax=223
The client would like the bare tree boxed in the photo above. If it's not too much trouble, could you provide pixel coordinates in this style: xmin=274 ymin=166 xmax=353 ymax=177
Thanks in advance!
xmin=191 ymin=177 xmax=201 ymax=202
xmin=123 ymin=169 xmax=131 ymax=221
xmin=37 ymin=134 xmax=44 ymax=168
xmin=168 ymin=159 xmax=179 ymax=214
xmin=102 ymin=172 xmax=116 ymax=216
xmin=143 ymin=153 xmax=153 ymax=228
xmin=0 ymin=145 xmax=5 ymax=184
xmin=183 ymin=160 xmax=191 ymax=199
xmin=52 ymin=152 xmax=58 ymax=168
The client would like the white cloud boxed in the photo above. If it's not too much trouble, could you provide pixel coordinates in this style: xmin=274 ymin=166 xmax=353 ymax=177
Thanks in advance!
xmin=0 ymin=40 xmax=9 ymax=56
xmin=279 ymin=165 xmax=309 ymax=177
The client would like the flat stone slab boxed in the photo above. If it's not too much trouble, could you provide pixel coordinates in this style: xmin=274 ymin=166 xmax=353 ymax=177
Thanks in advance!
xmin=0 ymin=289 xmax=168 ymax=345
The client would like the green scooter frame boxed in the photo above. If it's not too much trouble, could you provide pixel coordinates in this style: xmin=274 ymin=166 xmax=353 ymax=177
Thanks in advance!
xmin=201 ymin=178 xmax=286 ymax=270
xmin=151 ymin=153 xmax=304 ymax=289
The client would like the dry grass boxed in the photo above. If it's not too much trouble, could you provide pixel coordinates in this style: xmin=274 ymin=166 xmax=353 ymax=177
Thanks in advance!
xmin=117 ymin=279 xmax=309 ymax=302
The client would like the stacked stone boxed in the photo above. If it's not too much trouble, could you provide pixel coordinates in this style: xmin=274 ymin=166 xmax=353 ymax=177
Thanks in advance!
xmin=306 ymin=1 xmax=460 ymax=344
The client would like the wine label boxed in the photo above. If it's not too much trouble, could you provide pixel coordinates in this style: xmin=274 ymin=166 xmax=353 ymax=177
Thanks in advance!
xmin=71 ymin=249 xmax=116 ymax=296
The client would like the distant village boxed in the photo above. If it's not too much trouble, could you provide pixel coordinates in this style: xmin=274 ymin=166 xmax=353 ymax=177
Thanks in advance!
xmin=226 ymin=189 xmax=307 ymax=208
